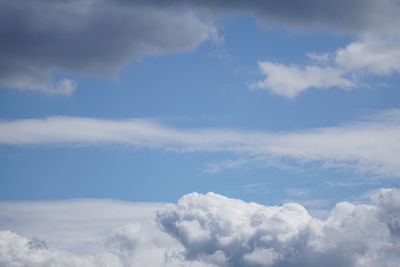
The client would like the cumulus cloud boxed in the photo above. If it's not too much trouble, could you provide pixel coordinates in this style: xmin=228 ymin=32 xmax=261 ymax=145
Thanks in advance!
xmin=1 ymin=109 xmax=399 ymax=177
xmin=1 ymin=188 xmax=400 ymax=266
xmin=0 ymin=0 xmax=217 ymax=94
xmin=157 ymin=188 xmax=400 ymax=267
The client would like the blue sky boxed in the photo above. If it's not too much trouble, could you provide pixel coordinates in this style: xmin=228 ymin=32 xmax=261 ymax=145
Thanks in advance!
xmin=1 ymin=10 xmax=399 ymax=210
xmin=1 ymin=1 xmax=400 ymax=266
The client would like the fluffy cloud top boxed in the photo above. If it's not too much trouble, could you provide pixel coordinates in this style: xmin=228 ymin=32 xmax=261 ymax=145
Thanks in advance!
xmin=0 ymin=109 xmax=399 ymax=177
xmin=157 ymin=189 xmax=400 ymax=267
xmin=1 ymin=188 xmax=400 ymax=266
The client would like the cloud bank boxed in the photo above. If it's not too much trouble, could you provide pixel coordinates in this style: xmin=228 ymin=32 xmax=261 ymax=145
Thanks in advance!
xmin=1 ymin=109 xmax=399 ymax=177
xmin=1 ymin=188 xmax=400 ymax=266
xmin=157 ymin=188 xmax=400 ymax=267
xmin=0 ymin=0 xmax=217 ymax=94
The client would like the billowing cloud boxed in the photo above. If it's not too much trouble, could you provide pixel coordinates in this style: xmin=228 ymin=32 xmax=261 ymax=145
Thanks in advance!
xmin=1 ymin=188 xmax=400 ymax=266
xmin=0 ymin=0 xmax=217 ymax=95
xmin=157 ymin=188 xmax=400 ymax=267
xmin=1 ymin=109 xmax=399 ymax=177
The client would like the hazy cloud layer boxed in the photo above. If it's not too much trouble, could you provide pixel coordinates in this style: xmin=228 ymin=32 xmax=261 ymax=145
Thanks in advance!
xmin=2 ymin=188 xmax=399 ymax=266
xmin=0 ymin=199 xmax=164 ymax=254
xmin=0 ymin=199 xmax=209 ymax=267
xmin=1 ymin=109 xmax=399 ymax=177
xmin=0 ymin=0 xmax=216 ymax=94
xmin=157 ymin=188 xmax=400 ymax=267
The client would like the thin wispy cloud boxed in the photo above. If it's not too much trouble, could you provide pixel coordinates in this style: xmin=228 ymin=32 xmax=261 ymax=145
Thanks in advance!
xmin=1 ymin=109 xmax=399 ymax=177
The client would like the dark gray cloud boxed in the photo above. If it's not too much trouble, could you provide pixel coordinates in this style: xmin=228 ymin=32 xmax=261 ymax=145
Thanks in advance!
xmin=0 ymin=0 xmax=216 ymax=94
xmin=137 ymin=0 xmax=399 ymax=33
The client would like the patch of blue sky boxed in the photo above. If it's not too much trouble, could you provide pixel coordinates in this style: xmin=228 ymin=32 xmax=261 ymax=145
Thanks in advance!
xmin=0 ymin=14 xmax=399 ymax=204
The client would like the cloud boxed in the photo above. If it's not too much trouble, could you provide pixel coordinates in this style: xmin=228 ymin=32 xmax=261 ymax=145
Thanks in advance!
xmin=2 ymin=1 xmax=399 ymax=96
xmin=251 ymin=62 xmax=353 ymax=98
xmin=1 ymin=109 xmax=399 ymax=177
xmin=146 ymin=0 xmax=399 ymax=34
xmin=222 ymin=0 xmax=400 ymax=98
xmin=335 ymin=37 xmax=400 ymax=75
xmin=0 ymin=199 xmax=219 ymax=267
xmin=0 ymin=199 xmax=211 ymax=267
xmin=157 ymin=188 xmax=400 ymax=267
xmin=254 ymin=35 xmax=400 ymax=98
xmin=0 ymin=0 xmax=217 ymax=95
xmin=1 ymin=188 xmax=400 ymax=266
xmin=0 ymin=199 xmax=164 ymax=254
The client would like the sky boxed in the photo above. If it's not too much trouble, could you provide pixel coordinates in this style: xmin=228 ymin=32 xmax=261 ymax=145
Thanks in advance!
xmin=0 ymin=0 xmax=400 ymax=266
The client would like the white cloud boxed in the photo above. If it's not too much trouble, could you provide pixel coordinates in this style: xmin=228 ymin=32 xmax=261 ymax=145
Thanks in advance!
xmin=0 ymin=199 xmax=163 ymax=254
xmin=1 ymin=189 xmax=400 ymax=266
xmin=335 ymin=37 xmax=400 ymax=75
xmin=1 ymin=109 xmax=399 ymax=177
xmin=0 ymin=199 xmax=211 ymax=267
xmin=0 ymin=77 xmax=77 ymax=96
xmin=157 ymin=189 xmax=400 ymax=267
xmin=254 ymin=35 xmax=400 ymax=98
xmin=252 ymin=62 xmax=353 ymax=98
